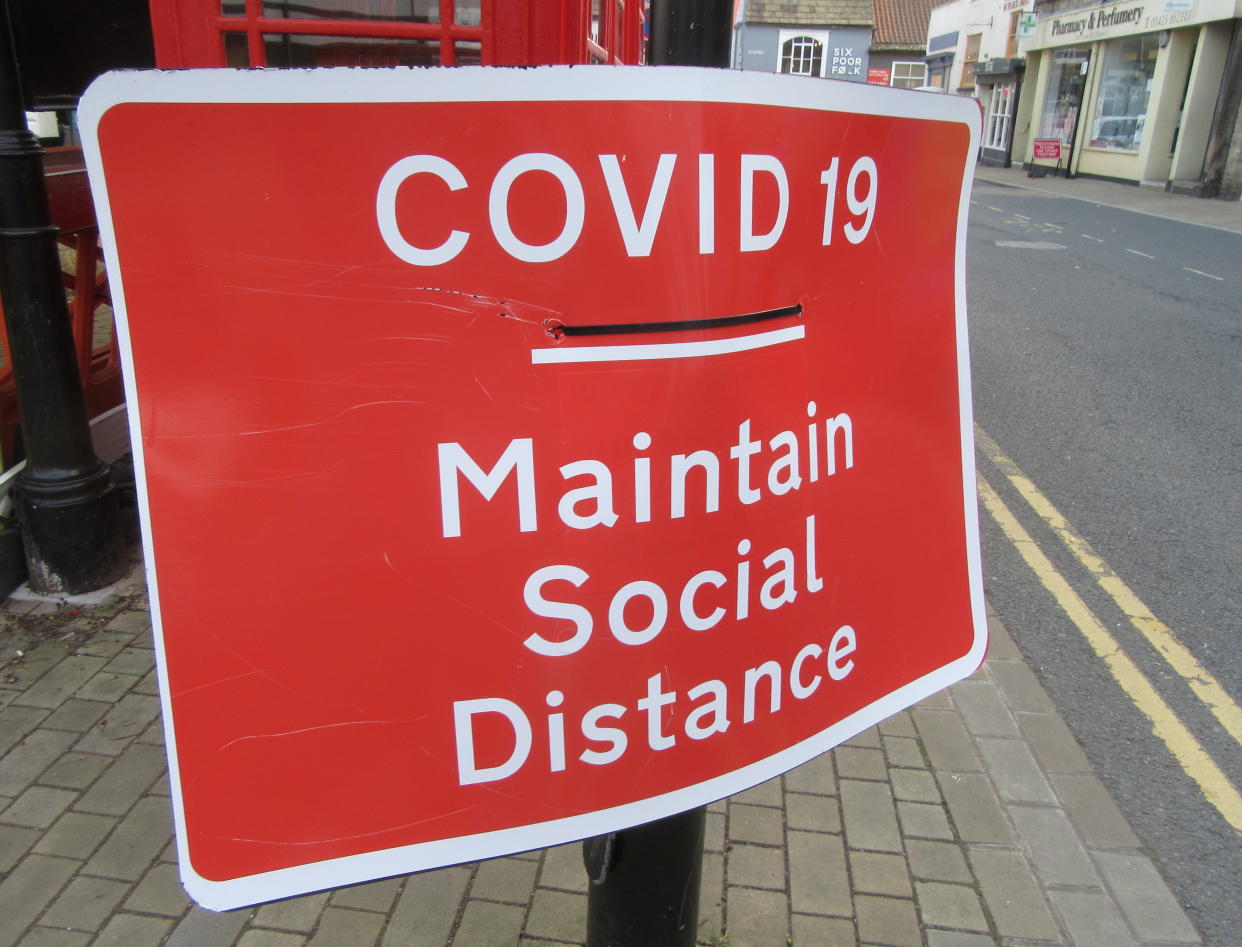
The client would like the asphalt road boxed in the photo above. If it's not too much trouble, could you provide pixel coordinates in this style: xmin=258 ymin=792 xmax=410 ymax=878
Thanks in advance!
xmin=965 ymin=178 xmax=1242 ymax=946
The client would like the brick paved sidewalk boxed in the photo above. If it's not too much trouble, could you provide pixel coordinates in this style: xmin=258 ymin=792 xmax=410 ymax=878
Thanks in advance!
xmin=0 ymin=567 xmax=1202 ymax=946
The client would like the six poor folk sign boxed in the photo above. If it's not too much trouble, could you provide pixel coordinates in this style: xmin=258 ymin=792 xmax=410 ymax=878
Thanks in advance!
xmin=81 ymin=67 xmax=985 ymax=911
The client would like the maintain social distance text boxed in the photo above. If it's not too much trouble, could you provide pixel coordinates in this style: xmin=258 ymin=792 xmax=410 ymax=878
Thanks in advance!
xmin=436 ymin=404 xmax=861 ymax=786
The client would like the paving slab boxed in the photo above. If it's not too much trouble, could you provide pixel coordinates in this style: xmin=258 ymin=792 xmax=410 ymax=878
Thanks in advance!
xmin=0 ymin=565 xmax=1205 ymax=946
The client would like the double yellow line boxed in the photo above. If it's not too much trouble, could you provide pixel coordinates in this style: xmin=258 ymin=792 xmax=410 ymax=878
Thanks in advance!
xmin=975 ymin=425 xmax=1242 ymax=832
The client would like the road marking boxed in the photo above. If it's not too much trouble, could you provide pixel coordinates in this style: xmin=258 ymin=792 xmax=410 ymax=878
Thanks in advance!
xmin=976 ymin=426 xmax=1242 ymax=751
xmin=977 ymin=473 xmax=1242 ymax=833
xmin=1184 ymin=267 xmax=1224 ymax=281
xmin=988 ymin=206 xmax=1005 ymax=212
xmin=995 ymin=240 xmax=1066 ymax=250
xmin=1043 ymin=223 xmax=1063 ymax=231
xmin=1012 ymin=213 xmax=1030 ymax=220
xmin=1081 ymin=234 xmax=1105 ymax=242
xmin=1126 ymin=249 xmax=1156 ymax=259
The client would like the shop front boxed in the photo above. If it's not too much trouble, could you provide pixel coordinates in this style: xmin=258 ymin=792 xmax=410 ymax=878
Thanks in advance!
xmin=1022 ymin=0 xmax=1241 ymax=188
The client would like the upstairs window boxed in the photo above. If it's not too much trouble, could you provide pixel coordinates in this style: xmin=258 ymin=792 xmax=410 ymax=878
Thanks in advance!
xmin=961 ymin=33 xmax=982 ymax=90
xmin=890 ymin=61 xmax=927 ymax=89
xmin=1006 ymin=10 xmax=1021 ymax=58
xmin=779 ymin=32 xmax=827 ymax=77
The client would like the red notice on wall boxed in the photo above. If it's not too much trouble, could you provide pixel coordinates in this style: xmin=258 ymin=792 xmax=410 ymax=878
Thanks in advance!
xmin=1033 ymin=138 xmax=1063 ymax=159
xmin=81 ymin=67 xmax=985 ymax=910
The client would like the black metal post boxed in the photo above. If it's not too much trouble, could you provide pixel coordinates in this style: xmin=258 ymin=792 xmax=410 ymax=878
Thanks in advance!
xmin=579 ymin=5 xmax=730 ymax=943
xmin=583 ymin=807 xmax=707 ymax=947
xmin=649 ymin=0 xmax=733 ymax=68
xmin=0 ymin=1 xmax=126 ymax=593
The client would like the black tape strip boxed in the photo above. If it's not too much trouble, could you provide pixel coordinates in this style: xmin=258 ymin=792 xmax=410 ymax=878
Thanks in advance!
xmin=555 ymin=303 xmax=803 ymax=337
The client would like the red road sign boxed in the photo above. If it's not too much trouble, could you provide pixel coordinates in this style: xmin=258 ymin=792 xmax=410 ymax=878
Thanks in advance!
xmin=82 ymin=67 xmax=985 ymax=910
xmin=1033 ymin=138 xmax=1063 ymax=159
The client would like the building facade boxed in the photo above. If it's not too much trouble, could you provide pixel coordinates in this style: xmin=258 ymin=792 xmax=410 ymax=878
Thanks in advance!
xmin=1018 ymin=0 xmax=1242 ymax=197
xmin=871 ymin=0 xmax=938 ymax=86
xmin=924 ymin=0 xmax=1036 ymax=164
xmin=733 ymin=0 xmax=937 ymax=88
xmin=733 ymin=0 xmax=875 ymax=80
xmin=926 ymin=0 xmax=966 ymax=88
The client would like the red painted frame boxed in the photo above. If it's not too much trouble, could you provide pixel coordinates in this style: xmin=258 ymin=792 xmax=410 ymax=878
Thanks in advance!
xmin=147 ymin=0 xmax=646 ymax=68
xmin=0 ymin=2 xmax=645 ymax=469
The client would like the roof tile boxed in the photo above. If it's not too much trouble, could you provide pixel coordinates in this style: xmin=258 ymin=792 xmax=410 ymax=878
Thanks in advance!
xmin=746 ymin=0 xmax=874 ymax=27
xmin=870 ymin=0 xmax=937 ymax=47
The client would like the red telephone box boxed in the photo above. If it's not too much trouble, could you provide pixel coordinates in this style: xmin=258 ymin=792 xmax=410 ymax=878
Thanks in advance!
xmin=147 ymin=0 xmax=647 ymax=69
xmin=0 ymin=1 xmax=647 ymax=469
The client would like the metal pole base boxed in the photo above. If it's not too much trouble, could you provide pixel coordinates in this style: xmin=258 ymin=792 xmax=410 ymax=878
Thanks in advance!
xmin=1 ymin=9 xmax=129 ymax=596
xmin=584 ymin=806 xmax=706 ymax=947
xmin=13 ymin=462 xmax=127 ymax=594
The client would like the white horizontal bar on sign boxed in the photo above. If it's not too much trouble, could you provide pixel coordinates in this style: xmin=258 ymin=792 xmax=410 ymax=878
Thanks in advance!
xmin=531 ymin=325 xmax=806 ymax=364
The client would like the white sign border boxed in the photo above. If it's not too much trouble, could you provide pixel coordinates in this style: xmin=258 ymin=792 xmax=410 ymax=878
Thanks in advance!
xmin=80 ymin=65 xmax=986 ymax=912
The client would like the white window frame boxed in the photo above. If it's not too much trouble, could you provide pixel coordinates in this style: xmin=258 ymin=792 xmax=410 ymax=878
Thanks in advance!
xmin=777 ymin=30 xmax=830 ymax=77
xmin=985 ymin=81 xmax=1016 ymax=150
xmin=890 ymin=61 xmax=927 ymax=89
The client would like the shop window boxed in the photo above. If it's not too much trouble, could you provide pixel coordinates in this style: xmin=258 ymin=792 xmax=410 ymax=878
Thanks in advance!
xmin=779 ymin=33 xmax=827 ymax=76
xmin=961 ymin=34 xmax=981 ymax=90
xmin=1039 ymin=46 xmax=1090 ymax=146
xmin=985 ymin=82 xmax=1015 ymax=150
xmin=1089 ymin=32 xmax=1160 ymax=151
xmin=891 ymin=61 xmax=927 ymax=89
